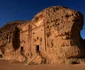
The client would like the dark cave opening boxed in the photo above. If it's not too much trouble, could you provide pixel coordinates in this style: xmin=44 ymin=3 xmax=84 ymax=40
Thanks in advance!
xmin=0 ymin=54 xmax=3 ymax=58
xmin=36 ymin=45 xmax=40 ymax=53
xmin=12 ymin=27 xmax=20 ymax=50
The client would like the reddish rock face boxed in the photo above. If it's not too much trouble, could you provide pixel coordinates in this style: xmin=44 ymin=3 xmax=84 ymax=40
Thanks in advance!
xmin=31 ymin=6 xmax=85 ymax=64
xmin=33 ymin=6 xmax=84 ymax=59
xmin=0 ymin=6 xmax=85 ymax=64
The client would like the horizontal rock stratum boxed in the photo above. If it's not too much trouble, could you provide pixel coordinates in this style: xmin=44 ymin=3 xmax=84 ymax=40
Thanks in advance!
xmin=0 ymin=6 xmax=85 ymax=64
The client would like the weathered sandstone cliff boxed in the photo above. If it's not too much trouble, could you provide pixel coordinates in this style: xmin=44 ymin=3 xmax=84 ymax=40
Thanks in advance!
xmin=0 ymin=6 xmax=85 ymax=64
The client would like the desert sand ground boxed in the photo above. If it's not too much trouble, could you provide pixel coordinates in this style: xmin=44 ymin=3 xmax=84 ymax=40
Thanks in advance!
xmin=0 ymin=59 xmax=85 ymax=70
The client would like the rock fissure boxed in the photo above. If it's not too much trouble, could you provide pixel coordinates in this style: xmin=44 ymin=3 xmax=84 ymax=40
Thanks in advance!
xmin=0 ymin=6 xmax=85 ymax=64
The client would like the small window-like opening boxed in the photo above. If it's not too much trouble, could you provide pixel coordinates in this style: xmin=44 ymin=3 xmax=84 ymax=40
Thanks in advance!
xmin=20 ymin=47 xmax=24 ymax=53
xmin=36 ymin=45 xmax=39 ymax=53
xmin=0 ymin=54 xmax=3 ymax=58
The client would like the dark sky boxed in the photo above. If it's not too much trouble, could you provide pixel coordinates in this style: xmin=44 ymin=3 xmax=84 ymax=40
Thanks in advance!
xmin=0 ymin=0 xmax=85 ymax=39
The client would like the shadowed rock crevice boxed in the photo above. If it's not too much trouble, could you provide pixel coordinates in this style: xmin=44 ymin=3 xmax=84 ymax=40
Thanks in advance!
xmin=0 ymin=6 xmax=85 ymax=64
xmin=12 ymin=27 xmax=20 ymax=51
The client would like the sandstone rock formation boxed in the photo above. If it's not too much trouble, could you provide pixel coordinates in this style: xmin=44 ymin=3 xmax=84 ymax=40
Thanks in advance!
xmin=0 ymin=20 xmax=26 ymax=60
xmin=0 ymin=6 xmax=85 ymax=64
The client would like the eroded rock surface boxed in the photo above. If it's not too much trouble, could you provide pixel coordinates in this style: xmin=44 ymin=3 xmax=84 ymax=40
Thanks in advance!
xmin=33 ymin=6 xmax=84 ymax=58
xmin=0 ymin=6 xmax=85 ymax=64
xmin=0 ymin=20 xmax=26 ymax=60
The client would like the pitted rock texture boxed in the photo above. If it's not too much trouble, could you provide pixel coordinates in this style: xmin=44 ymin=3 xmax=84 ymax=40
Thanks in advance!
xmin=0 ymin=6 xmax=85 ymax=64
xmin=33 ymin=6 xmax=84 ymax=58
xmin=0 ymin=20 xmax=26 ymax=60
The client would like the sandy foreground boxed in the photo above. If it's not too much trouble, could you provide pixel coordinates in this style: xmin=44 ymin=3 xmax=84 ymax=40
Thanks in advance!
xmin=0 ymin=60 xmax=85 ymax=70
